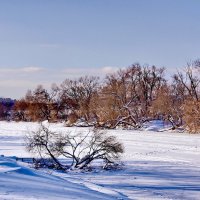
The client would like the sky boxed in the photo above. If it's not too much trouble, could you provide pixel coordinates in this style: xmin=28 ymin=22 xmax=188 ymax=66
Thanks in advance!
xmin=0 ymin=0 xmax=200 ymax=99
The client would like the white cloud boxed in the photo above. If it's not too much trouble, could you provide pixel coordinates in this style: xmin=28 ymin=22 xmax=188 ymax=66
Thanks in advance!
xmin=101 ymin=66 xmax=119 ymax=74
xmin=62 ymin=66 xmax=120 ymax=78
xmin=20 ymin=67 xmax=44 ymax=73
xmin=0 ymin=67 xmax=46 ymax=98
xmin=0 ymin=80 xmax=35 ymax=87
xmin=0 ymin=66 xmax=122 ymax=98
xmin=0 ymin=67 xmax=44 ymax=74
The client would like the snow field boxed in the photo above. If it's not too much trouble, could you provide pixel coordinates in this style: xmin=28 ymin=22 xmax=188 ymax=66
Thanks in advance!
xmin=0 ymin=121 xmax=200 ymax=199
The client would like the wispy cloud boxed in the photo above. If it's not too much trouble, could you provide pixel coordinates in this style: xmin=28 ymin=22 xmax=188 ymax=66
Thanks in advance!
xmin=0 ymin=65 xmax=121 ymax=98
xmin=101 ymin=66 xmax=119 ymax=74
xmin=0 ymin=80 xmax=36 ymax=87
xmin=62 ymin=66 xmax=120 ymax=77
xmin=0 ymin=67 xmax=44 ymax=73
xmin=20 ymin=67 xmax=44 ymax=73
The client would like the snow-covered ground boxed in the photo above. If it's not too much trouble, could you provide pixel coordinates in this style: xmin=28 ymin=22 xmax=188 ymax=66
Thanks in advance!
xmin=0 ymin=121 xmax=200 ymax=200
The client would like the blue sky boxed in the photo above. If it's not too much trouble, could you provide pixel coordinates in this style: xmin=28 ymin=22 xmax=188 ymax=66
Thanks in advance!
xmin=0 ymin=0 xmax=200 ymax=98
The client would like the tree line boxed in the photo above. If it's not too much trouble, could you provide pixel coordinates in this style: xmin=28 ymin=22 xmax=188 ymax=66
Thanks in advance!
xmin=2 ymin=60 xmax=200 ymax=133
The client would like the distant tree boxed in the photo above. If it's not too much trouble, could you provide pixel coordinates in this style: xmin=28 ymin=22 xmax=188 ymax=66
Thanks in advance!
xmin=151 ymin=84 xmax=183 ymax=129
xmin=173 ymin=60 xmax=200 ymax=101
xmin=60 ymin=76 xmax=99 ymax=124
xmin=21 ymin=85 xmax=60 ymax=121
xmin=13 ymin=60 xmax=200 ymax=134
xmin=13 ymin=99 xmax=29 ymax=121
xmin=183 ymin=99 xmax=200 ymax=133
xmin=171 ymin=60 xmax=200 ymax=132
xmin=93 ymin=64 xmax=165 ymax=128
xmin=25 ymin=84 xmax=59 ymax=122
xmin=138 ymin=65 xmax=166 ymax=116
xmin=0 ymin=98 xmax=15 ymax=120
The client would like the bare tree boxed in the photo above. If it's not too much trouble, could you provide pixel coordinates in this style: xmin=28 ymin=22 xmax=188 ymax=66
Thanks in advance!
xmin=138 ymin=65 xmax=165 ymax=116
xmin=24 ymin=84 xmax=60 ymax=122
xmin=174 ymin=60 xmax=200 ymax=101
xmin=60 ymin=76 xmax=99 ymax=124
xmin=170 ymin=60 xmax=200 ymax=131
xmin=26 ymin=124 xmax=63 ymax=169
xmin=13 ymin=99 xmax=29 ymax=121
xmin=93 ymin=64 xmax=165 ymax=128
xmin=151 ymin=84 xmax=183 ymax=129
xmin=183 ymin=99 xmax=200 ymax=133
xmin=26 ymin=124 xmax=124 ymax=170
xmin=0 ymin=98 xmax=15 ymax=121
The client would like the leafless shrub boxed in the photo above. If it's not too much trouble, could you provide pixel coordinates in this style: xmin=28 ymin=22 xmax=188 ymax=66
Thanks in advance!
xmin=26 ymin=124 xmax=64 ymax=169
xmin=26 ymin=124 xmax=124 ymax=170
